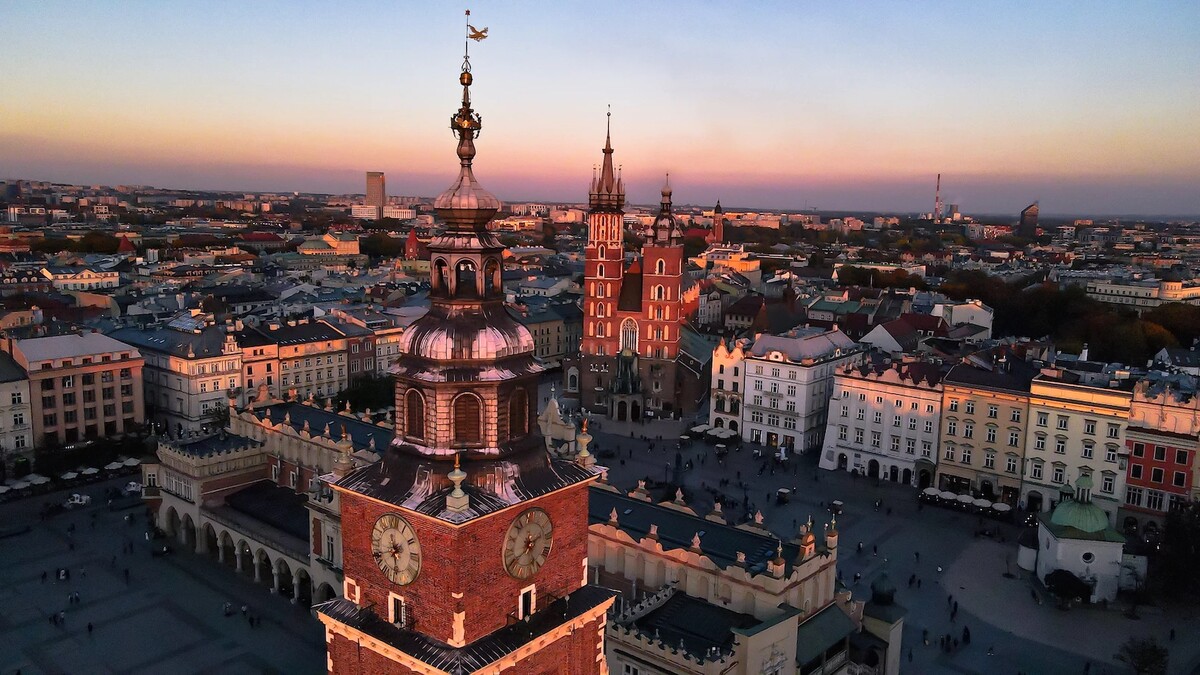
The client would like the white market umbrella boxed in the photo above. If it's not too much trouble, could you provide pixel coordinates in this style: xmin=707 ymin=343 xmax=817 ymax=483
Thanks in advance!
xmin=10 ymin=481 xmax=30 ymax=490
xmin=957 ymin=494 xmax=975 ymax=504
xmin=123 ymin=458 xmax=141 ymax=467
xmin=103 ymin=462 xmax=124 ymax=471
xmin=60 ymin=472 xmax=78 ymax=480
xmin=922 ymin=487 xmax=940 ymax=496
xmin=0 ymin=485 xmax=9 ymax=494
xmin=80 ymin=468 xmax=99 ymax=476
xmin=939 ymin=491 xmax=957 ymax=500
xmin=706 ymin=428 xmax=722 ymax=436
xmin=993 ymin=503 xmax=1012 ymax=512
xmin=28 ymin=475 xmax=49 ymax=486
xmin=691 ymin=424 xmax=710 ymax=433
xmin=972 ymin=498 xmax=991 ymax=508
xmin=715 ymin=444 xmax=726 ymax=451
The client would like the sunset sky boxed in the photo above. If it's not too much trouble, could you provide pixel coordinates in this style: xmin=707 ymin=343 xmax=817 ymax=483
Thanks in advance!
xmin=2 ymin=1 xmax=1199 ymax=215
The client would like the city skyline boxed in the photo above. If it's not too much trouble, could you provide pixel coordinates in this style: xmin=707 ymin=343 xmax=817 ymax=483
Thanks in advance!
xmin=3 ymin=2 xmax=1199 ymax=216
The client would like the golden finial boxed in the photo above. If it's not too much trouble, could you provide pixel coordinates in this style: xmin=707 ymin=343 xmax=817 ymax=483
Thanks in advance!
xmin=454 ymin=452 xmax=461 ymax=470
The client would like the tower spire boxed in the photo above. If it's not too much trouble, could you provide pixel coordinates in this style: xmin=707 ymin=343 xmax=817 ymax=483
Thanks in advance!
xmin=589 ymin=107 xmax=624 ymax=212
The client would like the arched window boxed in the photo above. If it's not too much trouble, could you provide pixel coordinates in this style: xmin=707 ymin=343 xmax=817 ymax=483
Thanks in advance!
xmin=567 ymin=368 xmax=579 ymax=392
xmin=455 ymin=260 xmax=477 ymax=297
xmin=484 ymin=258 xmax=500 ymax=296
xmin=433 ymin=258 xmax=449 ymax=294
xmin=715 ymin=397 xmax=726 ymax=413
xmin=730 ymin=399 xmax=740 ymax=415
xmin=509 ymin=389 xmax=528 ymax=438
xmin=597 ymin=304 xmax=606 ymax=318
xmin=453 ymin=394 xmax=482 ymax=445
xmin=656 ymin=259 xmax=665 ymax=275
xmin=598 ymin=245 xmax=606 ymax=259
xmin=714 ymin=417 xmax=724 ymax=428
xmin=620 ymin=318 xmax=638 ymax=352
xmin=653 ymin=285 xmax=665 ymax=301
xmin=406 ymin=389 xmax=425 ymax=439
xmin=597 ymin=263 xmax=605 ymax=278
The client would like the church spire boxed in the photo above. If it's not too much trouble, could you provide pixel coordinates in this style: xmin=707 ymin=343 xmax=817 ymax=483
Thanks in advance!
xmin=589 ymin=107 xmax=625 ymax=213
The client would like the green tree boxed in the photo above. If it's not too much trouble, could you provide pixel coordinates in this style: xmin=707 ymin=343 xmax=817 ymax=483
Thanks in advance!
xmin=361 ymin=233 xmax=404 ymax=259
xmin=1159 ymin=502 xmax=1200 ymax=599
xmin=1114 ymin=636 xmax=1168 ymax=675
xmin=1143 ymin=303 xmax=1200 ymax=347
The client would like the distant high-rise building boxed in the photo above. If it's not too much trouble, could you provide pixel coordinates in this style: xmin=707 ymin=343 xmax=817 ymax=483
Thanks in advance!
xmin=365 ymin=171 xmax=386 ymax=208
xmin=1020 ymin=201 xmax=1039 ymax=237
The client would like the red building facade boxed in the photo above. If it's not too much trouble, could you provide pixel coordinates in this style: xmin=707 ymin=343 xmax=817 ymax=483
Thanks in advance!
xmin=1121 ymin=376 xmax=1200 ymax=540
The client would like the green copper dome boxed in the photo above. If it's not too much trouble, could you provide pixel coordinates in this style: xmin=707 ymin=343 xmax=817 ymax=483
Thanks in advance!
xmin=1050 ymin=474 xmax=1108 ymax=533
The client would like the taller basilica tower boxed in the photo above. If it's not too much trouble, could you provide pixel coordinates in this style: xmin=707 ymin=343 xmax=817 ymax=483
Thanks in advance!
xmin=317 ymin=43 xmax=614 ymax=675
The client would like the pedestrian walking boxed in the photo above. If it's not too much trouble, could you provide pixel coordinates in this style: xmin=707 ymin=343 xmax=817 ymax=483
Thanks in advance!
xmin=947 ymin=595 xmax=953 ymax=607
xmin=241 ymin=605 xmax=248 ymax=617
xmin=914 ymin=551 xmax=920 ymax=562
xmin=87 ymin=622 xmax=93 ymax=635
xmin=872 ymin=545 xmax=878 ymax=557
xmin=1170 ymin=628 xmax=1176 ymax=641
xmin=41 ymin=571 xmax=47 ymax=583
xmin=987 ymin=645 xmax=995 ymax=656
xmin=962 ymin=626 xmax=970 ymax=645
xmin=124 ymin=568 xmax=130 ymax=584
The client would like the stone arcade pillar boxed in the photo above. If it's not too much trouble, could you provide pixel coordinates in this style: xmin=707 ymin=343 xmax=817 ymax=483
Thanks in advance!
xmin=254 ymin=558 xmax=263 ymax=583
xmin=235 ymin=548 xmax=245 ymax=573
xmin=218 ymin=542 xmax=226 ymax=564
xmin=291 ymin=571 xmax=303 ymax=604
xmin=271 ymin=568 xmax=281 ymax=593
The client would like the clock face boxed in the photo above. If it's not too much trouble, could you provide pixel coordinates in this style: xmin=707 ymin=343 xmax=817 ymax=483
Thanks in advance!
xmin=371 ymin=513 xmax=421 ymax=585
xmin=503 ymin=508 xmax=554 ymax=580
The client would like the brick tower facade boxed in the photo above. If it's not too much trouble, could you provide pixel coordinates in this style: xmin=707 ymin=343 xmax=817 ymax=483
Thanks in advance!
xmin=566 ymin=123 xmax=694 ymax=421
xmin=317 ymin=42 xmax=613 ymax=675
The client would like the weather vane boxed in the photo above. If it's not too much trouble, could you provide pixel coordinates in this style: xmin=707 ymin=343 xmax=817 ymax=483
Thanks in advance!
xmin=463 ymin=9 xmax=488 ymax=72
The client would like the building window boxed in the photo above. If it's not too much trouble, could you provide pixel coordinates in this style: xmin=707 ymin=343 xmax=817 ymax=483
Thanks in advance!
xmin=1154 ymin=445 xmax=1166 ymax=462
xmin=963 ymin=422 xmax=974 ymax=439
xmin=948 ymin=400 xmax=959 ymax=412
xmin=906 ymin=438 xmax=916 ymax=454
xmin=947 ymin=421 xmax=957 ymax=436
xmin=519 ymin=586 xmax=535 ymax=620
xmin=1031 ymin=462 xmax=1043 ymax=480
xmin=1177 ymin=449 xmax=1189 ymax=465
xmin=838 ymin=426 xmax=847 ymax=441
xmin=890 ymin=436 xmax=900 ymax=452
xmin=965 ymin=401 xmax=975 ymax=415
xmin=987 ymin=405 xmax=998 ymax=419
xmin=10 ymin=391 xmax=21 ymax=405
xmin=856 ymin=409 xmax=864 ymax=420
xmin=925 ymin=420 xmax=934 ymax=433
xmin=1107 ymin=424 xmax=1119 ymax=439
xmin=1131 ymin=464 xmax=1143 ymax=480
xmin=1034 ymin=435 xmax=1045 ymax=451
xmin=984 ymin=452 xmax=995 ymax=469
xmin=1008 ymin=431 xmax=1020 ymax=447
xmin=854 ymin=428 xmax=863 ymax=444
xmin=509 ymin=390 xmax=529 ymax=438
xmin=961 ymin=447 xmax=972 ymax=464
xmin=908 ymin=418 xmax=917 ymax=430
xmin=1145 ymin=490 xmax=1165 ymax=511
xmin=1036 ymin=412 xmax=1048 ymax=427
xmin=1132 ymin=442 xmax=1145 ymax=457
xmin=406 ymin=390 xmax=424 ymax=439
xmin=840 ymin=405 xmax=848 ymax=418
xmin=986 ymin=427 xmax=996 ymax=443
xmin=1125 ymin=486 xmax=1143 ymax=506
xmin=1011 ymin=409 xmax=1021 ymax=423
xmin=1151 ymin=467 xmax=1164 ymax=484
xmin=873 ymin=411 xmax=882 ymax=424
xmin=1101 ymin=474 xmax=1115 ymax=493
xmin=1173 ymin=471 xmax=1186 ymax=488
xmin=1054 ymin=439 xmax=1066 ymax=454
xmin=1052 ymin=466 xmax=1065 ymax=483
xmin=1082 ymin=443 xmax=1094 ymax=460
xmin=1084 ymin=420 xmax=1096 ymax=435
xmin=1056 ymin=415 xmax=1069 ymax=430
xmin=892 ymin=415 xmax=901 ymax=428
xmin=453 ymin=394 xmax=482 ymax=444
xmin=922 ymin=441 xmax=932 ymax=457
xmin=1006 ymin=456 xmax=1018 ymax=473
xmin=944 ymin=445 xmax=955 ymax=461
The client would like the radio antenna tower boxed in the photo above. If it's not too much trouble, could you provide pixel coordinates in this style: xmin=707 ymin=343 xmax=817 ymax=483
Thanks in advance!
xmin=934 ymin=173 xmax=944 ymax=223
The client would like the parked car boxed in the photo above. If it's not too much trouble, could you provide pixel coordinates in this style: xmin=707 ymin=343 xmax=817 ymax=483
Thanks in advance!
xmin=63 ymin=494 xmax=92 ymax=510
